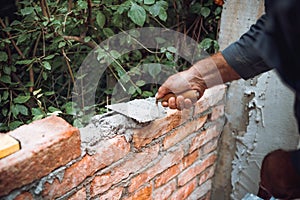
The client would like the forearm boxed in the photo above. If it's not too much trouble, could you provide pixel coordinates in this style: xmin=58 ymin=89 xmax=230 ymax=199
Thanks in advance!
xmin=190 ymin=52 xmax=241 ymax=89
xmin=222 ymin=14 xmax=273 ymax=79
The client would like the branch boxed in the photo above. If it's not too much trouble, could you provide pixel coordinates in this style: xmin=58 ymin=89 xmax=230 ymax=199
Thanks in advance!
xmin=62 ymin=35 xmax=97 ymax=49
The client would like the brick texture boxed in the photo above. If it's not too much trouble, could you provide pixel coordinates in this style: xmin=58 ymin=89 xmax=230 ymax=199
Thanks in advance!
xmin=163 ymin=115 xmax=207 ymax=149
xmin=133 ymin=108 xmax=193 ymax=149
xmin=153 ymin=179 xmax=177 ymax=200
xmin=42 ymin=135 xmax=130 ymax=199
xmin=129 ymin=147 xmax=184 ymax=193
xmin=0 ymin=116 xmax=81 ymax=197
xmin=90 ymin=144 xmax=159 ymax=197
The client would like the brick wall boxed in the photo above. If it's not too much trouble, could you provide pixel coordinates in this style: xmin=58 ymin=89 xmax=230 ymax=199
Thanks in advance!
xmin=0 ymin=85 xmax=226 ymax=200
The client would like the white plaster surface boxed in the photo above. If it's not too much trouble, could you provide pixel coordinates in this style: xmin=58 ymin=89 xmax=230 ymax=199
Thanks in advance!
xmin=218 ymin=0 xmax=300 ymax=199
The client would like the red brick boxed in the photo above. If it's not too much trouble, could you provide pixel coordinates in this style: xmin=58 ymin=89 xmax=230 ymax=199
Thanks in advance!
xmin=210 ymin=104 xmax=225 ymax=121
xmin=133 ymin=108 xmax=193 ymax=149
xmin=154 ymin=150 xmax=199 ymax=188
xmin=153 ymin=179 xmax=176 ymax=200
xmin=90 ymin=172 xmax=112 ymax=196
xmin=181 ymin=150 xmax=199 ymax=169
xmin=43 ymin=135 xmax=130 ymax=199
xmin=186 ymin=180 xmax=212 ymax=200
xmin=163 ymin=115 xmax=207 ymax=150
xmin=124 ymin=185 xmax=152 ymax=200
xmin=194 ymin=85 xmax=226 ymax=116
xmin=0 ymin=116 xmax=81 ymax=197
xmin=199 ymin=166 xmax=215 ymax=186
xmin=68 ymin=187 xmax=86 ymax=200
xmin=90 ymin=144 xmax=159 ymax=196
xmin=129 ymin=147 xmax=184 ymax=192
xmin=189 ymin=125 xmax=220 ymax=153
xmin=14 ymin=192 xmax=34 ymax=200
xmin=98 ymin=187 xmax=123 ymax=200
xmin=154 ymin=164 xmax=180 ymax=188
xmin=178 ymin=153 xmax=217 ymax=186
xmin=170 ymin=178 xmax=197 ymax=200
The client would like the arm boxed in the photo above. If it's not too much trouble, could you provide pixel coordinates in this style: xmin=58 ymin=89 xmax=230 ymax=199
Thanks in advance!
xmin=156 ymin=14 xmax=273 ymax=110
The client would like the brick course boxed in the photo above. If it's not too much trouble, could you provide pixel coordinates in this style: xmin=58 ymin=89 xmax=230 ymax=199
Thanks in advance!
xmin=0 ymin=86 xmax=226 ymax=200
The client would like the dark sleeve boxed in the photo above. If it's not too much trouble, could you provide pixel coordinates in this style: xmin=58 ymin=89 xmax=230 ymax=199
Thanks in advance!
xmin=221 ymin=14 xmax=273 ymax=80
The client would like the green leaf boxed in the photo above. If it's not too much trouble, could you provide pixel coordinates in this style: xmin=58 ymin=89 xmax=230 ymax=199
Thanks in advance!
xmin=14 ymin=95 xmax=31 ymax=104
xmin=128 ymin=86 xmax=136 ymax=95
xmin=11 ymin=104 xmax=19 ymax=118
xmin=3 ymin=66 xmax=11 ymax=75
xmin=58 ymin=41 xmax=66 ymax=48
xmin=17 ymin=34 xmax=28 ymax=45
xmin=110 ymin=50 xmax=121 ymax=59
xmin=16 ymin=59 xmax=34 ymax=65
xmin=21 ymin=7 xmax=34 ymax=16
xmin=142 ymin=91 xmax=153 ymax=97
xmin=2 ymin=90 xmax=8 ymax=99
xmin=42 ymin=61 xmax=51 ymax=70
xmin=44 ymin=54 xmax=56 ymax=60
xmin=0 ymin=75 xmax=11 ymax=84
xmin=148 ymin=64 xmax=161 ymax=78
xmin=16 ymin=104 xmax=28 ymax=115
xmin=84 ymin=36 xmax=91 ymax=43
xmin=103 ymin=28 xmax=114 ymax=37
xmin=128 ymin=3 xmax=146 ymax=26
xmin=200 ymin=38 xmax=213 ymax=50
xmin=0 ymin=52 xmax=8 ymax=62
xmin=144 ymin=0 xmax=155 ymax=5
xmin=136 ymin=80 xmax=145 ymax=87
xmin=158 ymin=9 xmax=167 ymax=21
xmin=96 ymin=11 xmax=106 ymax=28
xmin=149 ymin=3 xmax=160 ymax=16
xmin=167 ymin=46 xmax=177 ymax=53
xmin=9 ymin=121 xmax=23 ymax=130
xmin=201 ymin=7 xmax=211 ymax=18
xmin=31 ymin=107 xmax=44 ymax=116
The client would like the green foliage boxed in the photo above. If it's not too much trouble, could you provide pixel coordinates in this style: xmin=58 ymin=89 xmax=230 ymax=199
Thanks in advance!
xmin=0 ymin=0 xmax=223 ymax=131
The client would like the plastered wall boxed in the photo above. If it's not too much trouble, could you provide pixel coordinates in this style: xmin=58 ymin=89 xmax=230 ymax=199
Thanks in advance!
xmin=213 ymin=0 xmax=300 ymax=199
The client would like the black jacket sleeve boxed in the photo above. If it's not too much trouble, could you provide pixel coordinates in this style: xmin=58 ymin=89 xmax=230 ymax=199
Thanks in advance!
xmin=221 ymin=14 xmax=273 ymax=80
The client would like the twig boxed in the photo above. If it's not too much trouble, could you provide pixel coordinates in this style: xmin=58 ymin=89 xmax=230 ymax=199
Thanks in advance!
xmin=62 ymin=35 xmax=97 ymax=49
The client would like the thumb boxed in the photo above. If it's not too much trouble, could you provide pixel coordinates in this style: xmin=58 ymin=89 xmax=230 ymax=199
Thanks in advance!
xmin=156 ymin=86 xmax=171 ymax=100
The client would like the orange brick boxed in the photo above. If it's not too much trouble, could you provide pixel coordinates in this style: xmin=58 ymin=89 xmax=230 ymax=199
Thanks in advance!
xmin=133 ymin=108 xmax=193 ymax=149
xmin=154 ymin=150 xmax=199 ymax=188
xmin=198 ymin=137 xmax=219 ymax=158
xmin=181 ymin=147 xmax=199 ymax=168
xmin=186 ymin=179 xmax=212 ymax=200
xmin=90 ymin=144 xmax=159 ymax=196
xmin=189 ymin=125 xmax=220 ymax=153
xmin=199 ymin=166 xmax=215 ymax=186
xmin=153 ymin=179 xmax=176 ymax=200
xmin=43 ymin=135 xmax=130 ymax=199
xmin=124 ymin=185 xmax=152 ymax=200
xmin=170 ymin=178 xmax=197 ymax=200
xmin=154 ymin=164 xmax=180 ymax=188
xmin=98 ymin=187 xmax=123 ymax=200
xmin=129 ymin=147 xmax=184 ymax=193
xmin=178 ymin=153 xmax=217 ymax=186
xmin=68 ymin=187 xmax=86 ymax=200
xmin=0 ymin=116 xmax=81 ymax=197
xmin=163 ymin=115 xmax=207 ymax=150
xmin=90 ymin=172 xmax=112 ymax=196
xmin=14 ymin=192 xmax=34 ymax=200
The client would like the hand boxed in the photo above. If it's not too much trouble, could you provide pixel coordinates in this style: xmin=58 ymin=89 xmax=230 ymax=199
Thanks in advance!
xmin=156 ymin=66 xmax=207 ymax=110
xmin=156 ymin=52 xmax=241 ymax=110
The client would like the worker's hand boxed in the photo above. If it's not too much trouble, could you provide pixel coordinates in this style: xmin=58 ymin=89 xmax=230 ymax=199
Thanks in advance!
xmin=156 ymin=66 xmax=207 ymax=110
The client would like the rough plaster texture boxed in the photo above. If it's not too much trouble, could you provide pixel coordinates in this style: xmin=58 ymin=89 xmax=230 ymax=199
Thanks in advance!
xmin=212 ymin=0 xmax=300 ymax=199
